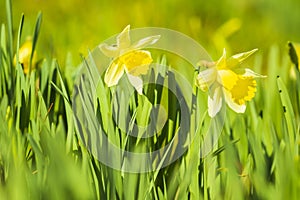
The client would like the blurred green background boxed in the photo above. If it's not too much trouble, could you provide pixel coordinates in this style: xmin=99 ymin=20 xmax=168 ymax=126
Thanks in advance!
xmin=0 ymin=0 xmax=299 ymax=64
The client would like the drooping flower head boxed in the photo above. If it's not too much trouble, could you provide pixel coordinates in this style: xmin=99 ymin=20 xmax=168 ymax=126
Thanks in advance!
xmin=196 ymin=49 xmax=265 ymax=117
xmin=288 ymin=41 xmax=300 ymax=69
xmin=99 ymin=25 xmax=160 ymax=94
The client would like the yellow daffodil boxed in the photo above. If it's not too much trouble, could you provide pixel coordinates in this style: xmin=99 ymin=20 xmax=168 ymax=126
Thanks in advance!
xmin=99 ymin=25 xmax=160 ymax=94
xmin=196 ymin=48 xmax=265 ymax=117
xmin=288 ymin=41 xmax=300 ymax=69
xmin=13 ymin=39 xmax=37 ymax=74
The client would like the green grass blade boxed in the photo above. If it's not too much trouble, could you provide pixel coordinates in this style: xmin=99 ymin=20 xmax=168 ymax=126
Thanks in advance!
xmin=29 ymin=12 xmax=42 ymax=73
xmin=5 ymin=0 xmax=13 ymax=63
xmin=276 ymin=76 xmax=296 ymax=151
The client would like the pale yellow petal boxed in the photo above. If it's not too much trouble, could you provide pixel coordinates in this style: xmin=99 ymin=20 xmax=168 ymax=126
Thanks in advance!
xmin=104 ymin=59 xmax=125 ymax=87
xmin=117 ymin=25 xmax=131 ymax=49
xmin=121 ymin=50 xmax=153 ymax=76
xmin=208 ymin=86 xmax=223 ymax=117
xmin=242 ymin=68 xmax=266 ymax=78
xmin=127 ymin=73 xmax=143 ymax=94
xmin=131 ymin=35 xmax=161 ymax=50
xmin=98 ymin=43 xmax=119 ymax=58
xmin=197 ymin=60 xmax=215 ymax=68
xmin=216 ymin=48 xmax=227 ymax=69
xmin=226 ymin=48 xmax=258 ymax=68
xmin=196 ymin=68 xmax=217 ymax=91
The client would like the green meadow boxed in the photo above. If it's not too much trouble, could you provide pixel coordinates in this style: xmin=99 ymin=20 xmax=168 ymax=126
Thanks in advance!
xmin=0 ymin=0 xmax=299 ymax=199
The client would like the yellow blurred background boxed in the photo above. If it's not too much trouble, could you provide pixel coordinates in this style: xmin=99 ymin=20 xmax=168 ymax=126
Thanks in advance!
xmin=0 ymin=0 xmax=299 ymax=64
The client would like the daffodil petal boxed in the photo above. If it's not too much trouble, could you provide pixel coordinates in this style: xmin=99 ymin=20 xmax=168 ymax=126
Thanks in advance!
xmin=216 ymin=48 xmax=227 ymax=69
xmin=98 ymin=43 xmax=119 ymax=57
xmin=208 ymin=86 xmax=223 ymax=117
xmin=104 ymin=60 xmax=125 ymax=87
xmin=196 ymin=67 xmax=217 ymax=91
xmin=127 ymin=73 xmax=143 ymax=94
xmin=131 ymin=35 xmax=161 ymax=50
xmin=122 ymin=50 xmax=153 ymax=76
xmin=227 ymin=48 xmax=258 ymax=68
xmin=242 ymin=68 xmax=266 ymax=78
xmin=197 ymin=60 xmax=215 ymax=68
xmin=223 ymin=89 xmax=246 ymax=113
xmin=117 ymin=25 xmax=131 ymax=49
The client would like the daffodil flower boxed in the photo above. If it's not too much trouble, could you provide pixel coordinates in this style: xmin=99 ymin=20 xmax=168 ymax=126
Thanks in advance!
xmin=13 ymin=39 xmax=37 ymax=74
xmin=99 ymin=25 xmax=160 ymax=94
xmin=196 ymin=48 xmax=265 ymax=117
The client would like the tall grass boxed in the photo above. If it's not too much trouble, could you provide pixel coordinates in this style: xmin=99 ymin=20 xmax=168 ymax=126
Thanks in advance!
xmin=0 ymin=0 xmax=299 ymax=199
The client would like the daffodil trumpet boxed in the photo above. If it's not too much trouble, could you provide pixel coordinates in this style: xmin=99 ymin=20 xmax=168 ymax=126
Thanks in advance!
xmin=196 ymin=48 xmax=266 ymax=117
xmin=99 ymin=25 xmax=160 ymax=94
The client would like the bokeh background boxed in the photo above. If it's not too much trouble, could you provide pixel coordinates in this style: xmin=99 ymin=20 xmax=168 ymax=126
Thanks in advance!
xmin=0 ymin=0 xmax=299 ymax=64
xmin=1 ymin=1 xmax=300 ymax=199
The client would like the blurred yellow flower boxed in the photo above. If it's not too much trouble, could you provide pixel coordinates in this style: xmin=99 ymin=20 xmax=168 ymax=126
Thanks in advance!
xmin=288 ymin=41 xmax=300 ymax=69
xmin=196 ymin=49 xmax=265 ymax=117
xmin=99 ymin=25 xmax=160 ymax=94
xmin=213 ymin=18 xmax=242 ymax=52
xmin=13 ymin=39 xmax=37 ymax=74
